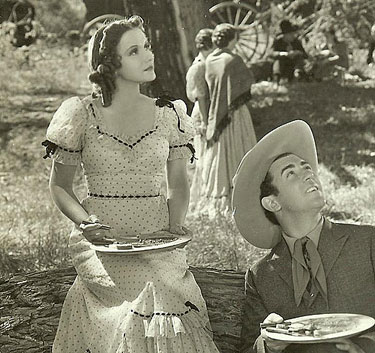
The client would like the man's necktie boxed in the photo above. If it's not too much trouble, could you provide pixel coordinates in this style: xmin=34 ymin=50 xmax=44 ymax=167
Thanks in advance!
xmin=292 ymin=237 xmax=327 ymax=307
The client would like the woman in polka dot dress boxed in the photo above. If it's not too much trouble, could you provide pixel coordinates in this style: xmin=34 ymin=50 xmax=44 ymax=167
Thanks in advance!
xmin=42 ymin=16 xmax=220 ymax=353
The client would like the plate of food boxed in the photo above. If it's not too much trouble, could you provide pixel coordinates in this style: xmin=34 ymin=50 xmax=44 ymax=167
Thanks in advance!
xmin=263 ymin=313 xmax=375 ymax=344
xmin=90 ymin=231 xmax=191 ymax=254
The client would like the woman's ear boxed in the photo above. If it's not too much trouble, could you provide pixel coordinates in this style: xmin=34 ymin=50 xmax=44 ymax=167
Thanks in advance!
xmin=261 ymin=196 xmax=281 ymax=213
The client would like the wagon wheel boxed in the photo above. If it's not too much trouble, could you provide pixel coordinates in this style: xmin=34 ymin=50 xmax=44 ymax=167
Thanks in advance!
xmin=82 ymin=14 xmax=124 ymax=40
xmin=209 ymin=1 xmax=271 ymax=65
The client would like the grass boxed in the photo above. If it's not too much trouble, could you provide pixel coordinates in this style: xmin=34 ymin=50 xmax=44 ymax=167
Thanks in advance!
xmin=1 ymin=40 xmax=375 ymax=278
xmin=0 ymin=36 xmax=89 ymax=97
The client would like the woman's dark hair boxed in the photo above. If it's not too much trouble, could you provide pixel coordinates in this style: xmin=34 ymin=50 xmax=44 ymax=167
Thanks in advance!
xmin=212 ymin=23 xmax=236 ymax=48
xmin=195 ymin=28 xmax=213 ymax=51
xmin=88 ymin=15 xmax=145 ymax=107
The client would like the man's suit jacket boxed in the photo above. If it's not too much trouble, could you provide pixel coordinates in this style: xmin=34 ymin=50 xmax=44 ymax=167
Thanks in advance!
xmin=240 ymin=220 xmax=375 ymax=353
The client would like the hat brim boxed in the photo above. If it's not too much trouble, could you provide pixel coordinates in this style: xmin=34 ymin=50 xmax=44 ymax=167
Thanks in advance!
xmin=282 ymin=27 xmax=298 ymax=34
xmin=231 ymin=120 xmax=318 ymax=249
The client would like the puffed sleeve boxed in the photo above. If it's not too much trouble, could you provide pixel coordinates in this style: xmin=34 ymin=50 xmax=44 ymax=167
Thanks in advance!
xmin=185 ymin=62 xmax=208 ymax=103
xmin=167 ymin=100 xmax=196 ymax=162
xmin=43 ymin=96 xmax=88 ymax=165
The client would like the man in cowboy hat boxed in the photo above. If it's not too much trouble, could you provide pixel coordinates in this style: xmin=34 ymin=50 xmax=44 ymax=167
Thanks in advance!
xmin=271 ymin=20 xmax=308 ymax=84
xmin=232 ymin=120 xmax=375 ymax=353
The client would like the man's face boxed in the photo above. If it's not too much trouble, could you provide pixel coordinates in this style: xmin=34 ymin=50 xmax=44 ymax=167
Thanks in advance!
xmin=267 ymin=154 xmax=325 ymax=213
xmin=284 ymin=32 xmax=295 ymax=42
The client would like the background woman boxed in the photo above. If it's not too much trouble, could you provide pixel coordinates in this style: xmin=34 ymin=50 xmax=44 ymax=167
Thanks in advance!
xmin=185 ymin=28 xmax=213 ymax=211
xmin=43 ymin=16 xmax=219 ymax=353
xmin=197 ymin=23 xmax=257 ymax=216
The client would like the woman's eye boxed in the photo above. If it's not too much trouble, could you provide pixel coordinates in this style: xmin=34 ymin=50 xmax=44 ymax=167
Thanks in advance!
xmin=129 ymin=48 xmax=138 ymax=56
xmin=286 ymin=171 xmax=295 ymax=178
xmin=304 ymin=165 xmax=312 ymax=170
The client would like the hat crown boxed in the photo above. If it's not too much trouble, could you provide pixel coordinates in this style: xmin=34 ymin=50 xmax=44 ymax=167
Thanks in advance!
xmin=280 ymin=20 xmax=297 ymax=34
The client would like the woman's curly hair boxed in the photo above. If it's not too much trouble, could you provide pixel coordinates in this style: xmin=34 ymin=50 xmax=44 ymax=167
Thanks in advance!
xmin=194 ymin=28 xmax=213 ymax=51
xmin=212 ymin=23 xmax=237 ymax=49
xmin=88 ymin=15 xmax=145 ymax=107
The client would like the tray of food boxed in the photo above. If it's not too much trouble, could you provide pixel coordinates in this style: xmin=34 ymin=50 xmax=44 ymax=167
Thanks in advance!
xmin=263 ymin=313 xmax=375 ymax=344
xmin=90 ymin=231 xmax=191 ymax=254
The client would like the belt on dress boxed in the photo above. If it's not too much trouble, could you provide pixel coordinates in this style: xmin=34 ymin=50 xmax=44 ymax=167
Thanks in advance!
xmin=88 ymin=192 xmax=161 ymax=199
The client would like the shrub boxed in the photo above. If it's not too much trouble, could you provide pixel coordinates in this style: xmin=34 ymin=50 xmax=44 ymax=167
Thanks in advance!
xmin=29 ymin=0 xmax=86 ymax=35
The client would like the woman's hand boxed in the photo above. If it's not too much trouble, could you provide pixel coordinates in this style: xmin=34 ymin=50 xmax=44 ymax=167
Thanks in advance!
xmin=169 ymin=224 xmax=192 ymax=236
xmin=196 ymin=122 xmax=207 ymax=137
xmin=79 ymin=215 xmax=115 ymax=245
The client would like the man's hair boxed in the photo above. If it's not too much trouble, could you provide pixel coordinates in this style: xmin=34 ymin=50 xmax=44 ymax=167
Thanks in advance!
xmin=259 ymin=153 xmax=292 ymax=225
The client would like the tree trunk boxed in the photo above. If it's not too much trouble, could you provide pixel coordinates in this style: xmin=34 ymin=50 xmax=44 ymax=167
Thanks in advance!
xmin=122 ymin=0 xmax=216 ymax=102
xmin=0 ymin=267 xmax=245 ymax=353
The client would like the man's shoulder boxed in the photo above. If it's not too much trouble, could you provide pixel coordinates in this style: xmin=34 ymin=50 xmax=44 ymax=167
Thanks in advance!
xmin=330 ymin=220 xmax=375 ymax=239
xmin=331 ymin=217 xmax=375 ymax=244
xmin=249 ymin=250 xmax=275 ymax=275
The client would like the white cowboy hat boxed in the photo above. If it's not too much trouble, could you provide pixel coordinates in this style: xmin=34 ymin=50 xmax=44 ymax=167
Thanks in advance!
xmin=231 ymin=120 xmax=318 ymax=248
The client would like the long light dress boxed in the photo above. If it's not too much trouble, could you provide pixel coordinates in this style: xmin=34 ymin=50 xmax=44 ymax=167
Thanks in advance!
xmin=44 ymin=96 xmax=220 ymax=353
xmin=185 ymin=53 xmax=210 ymax=212
xmin=195 ymin=50 xmax=257 ymax=218
xmin=198 ymin=104 xmax=257 ymax=217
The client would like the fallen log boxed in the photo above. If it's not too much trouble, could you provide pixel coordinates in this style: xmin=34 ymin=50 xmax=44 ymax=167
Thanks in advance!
xmin=0 ymin=267 xmax=245 ymax=353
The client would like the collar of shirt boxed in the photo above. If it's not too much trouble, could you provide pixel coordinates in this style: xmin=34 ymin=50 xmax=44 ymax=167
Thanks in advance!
xmin=194 ymin=52 xmax=205 ymax=64
xmin=282 ymin=217 xmax=324 ymax=254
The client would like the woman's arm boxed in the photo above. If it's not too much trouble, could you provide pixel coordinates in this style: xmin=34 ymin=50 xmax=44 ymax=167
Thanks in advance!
xmin=49 ymin=161 xmax=113 ymax=243
xmin=49 ymin=160 xmax=89 ymax=226
xmin=166 ymin=158 xmax=190 ymax=234
xmin=197 ymin=96 xmax=209 ymax=126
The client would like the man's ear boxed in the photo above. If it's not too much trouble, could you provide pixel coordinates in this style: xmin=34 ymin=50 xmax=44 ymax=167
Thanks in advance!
xmin=261 ymin=196 xmax=281 ymax=213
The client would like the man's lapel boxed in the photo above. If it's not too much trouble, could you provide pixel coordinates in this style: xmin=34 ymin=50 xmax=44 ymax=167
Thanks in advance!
xmin=318 ymin=219 xmax=350 ymax=277
xmin=268 ymin=219 xmax=350 ymax=301
xmin=269 ymin=238 xmax=293 ymax=289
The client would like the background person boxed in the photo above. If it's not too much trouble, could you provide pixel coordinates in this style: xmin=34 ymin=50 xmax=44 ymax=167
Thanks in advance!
xmin=310 ymin=27 xmax=349 ymax=81
xmin=271 ymin=20 xmax=308 ymax=84
xmin=185 ymin=28 xmax=214 ymax=211
xmin=232 ymin=120 xmax=375 ymax=353
xmin=42 ymin=16 xmax=220 ymax=353
xmin=196 ymin=23 xmax=256 ymax=216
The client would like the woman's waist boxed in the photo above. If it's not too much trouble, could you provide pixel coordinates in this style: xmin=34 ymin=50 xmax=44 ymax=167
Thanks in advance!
xmin=85 ymin=174 xmax=165 ymax=196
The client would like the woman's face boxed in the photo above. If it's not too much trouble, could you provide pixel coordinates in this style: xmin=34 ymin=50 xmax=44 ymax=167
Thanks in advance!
xmin=116 ymin=28 xmax=155 ymax=83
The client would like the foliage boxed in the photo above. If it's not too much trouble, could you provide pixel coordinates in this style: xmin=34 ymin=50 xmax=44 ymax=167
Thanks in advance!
xmin=29 ymin=0 xmax=86 ymax=35
xmin=0 ymin=32 xmax=89 ymax=96
xmin=264 ymin=0 xmax=375 ymax=48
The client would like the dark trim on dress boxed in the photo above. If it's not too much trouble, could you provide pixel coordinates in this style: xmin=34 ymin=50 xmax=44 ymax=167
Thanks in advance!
xmin=41 ymin=140 xmax=80 ymax=159
xmin=155 ymin=95 xmax=185 ymax=133
xmin=88 ymin=192 xmax=160 ymax=199
xmin=95 ymin=125 xmax=158 ymax=149
xmin=169 ymin=142 xmax=196 ymax=163
xmin=207 ymin=90 xmax=252 ymax=147
xmin=130 ymin=301 xmax=199 ymax=318
xmin=88 ymin=103 xmax=159 ymax=149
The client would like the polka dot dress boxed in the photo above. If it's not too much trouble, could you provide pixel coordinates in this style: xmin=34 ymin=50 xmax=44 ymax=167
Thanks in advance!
xmin=45 ymin=96 xmax=219 ymax=353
